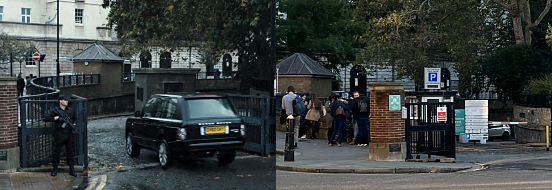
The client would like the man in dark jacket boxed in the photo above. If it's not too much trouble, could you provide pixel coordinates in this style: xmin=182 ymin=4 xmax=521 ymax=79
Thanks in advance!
xmin=351 ymin=92 xmax=370 ymax=146
xmin=328 ymin=94 xmax=349 ymax=147
xmin=43 ymin=94 xmax=78 ymax=177
xmin=16 ymin=74 xmax=25 ymax=96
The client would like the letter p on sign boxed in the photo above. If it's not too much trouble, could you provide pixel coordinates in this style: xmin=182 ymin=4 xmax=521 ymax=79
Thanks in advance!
xmin=429 ymin=73 xmax=438 ymax=81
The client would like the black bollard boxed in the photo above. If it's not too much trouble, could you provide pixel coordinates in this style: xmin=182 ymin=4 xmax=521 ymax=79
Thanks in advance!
xmin=284 ymin=117 xmax=295 ymax=161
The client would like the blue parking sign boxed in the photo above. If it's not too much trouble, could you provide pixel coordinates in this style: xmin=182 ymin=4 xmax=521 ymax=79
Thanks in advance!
xmin=428 ymin=72 xmax=438 ymax=81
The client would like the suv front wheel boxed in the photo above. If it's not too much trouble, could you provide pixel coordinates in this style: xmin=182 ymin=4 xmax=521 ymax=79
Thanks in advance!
xmin=158 ymin=139 xmax=171 ymax=169
xmin=217 ymin=150 xmax=236 ymax=165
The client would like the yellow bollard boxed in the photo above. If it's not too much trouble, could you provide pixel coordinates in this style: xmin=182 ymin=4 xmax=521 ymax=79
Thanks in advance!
xmin=547 ymin=126 xmax=550 ymax=151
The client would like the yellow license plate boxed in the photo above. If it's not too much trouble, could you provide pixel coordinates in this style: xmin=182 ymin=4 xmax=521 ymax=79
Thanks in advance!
xmin=206 ymin=126 xmax=226 ymax=134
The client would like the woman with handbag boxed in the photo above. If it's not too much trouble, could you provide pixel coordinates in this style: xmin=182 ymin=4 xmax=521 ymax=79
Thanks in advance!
xmin=329 ymin=94 xmax=349 ymax=147
xmin=304 ymin=93 xmax=325 ymax=139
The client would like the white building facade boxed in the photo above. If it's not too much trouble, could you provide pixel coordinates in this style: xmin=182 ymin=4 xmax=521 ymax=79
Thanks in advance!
xmin=0 ymin=0 xmax=238 ymax=78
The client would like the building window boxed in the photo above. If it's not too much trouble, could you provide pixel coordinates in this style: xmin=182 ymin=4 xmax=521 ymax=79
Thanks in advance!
xmin=25 ymin=52 xmax=35 ymax=66
xmin=0 ymin=6 xmax=4 ymax=21
xmin=21 ymin=8 xmax=31 ymax=23
xmin=75 ymin=9 xmax=83 ymax=24
xmin=160 ymin=52 xmax=172 ymax=68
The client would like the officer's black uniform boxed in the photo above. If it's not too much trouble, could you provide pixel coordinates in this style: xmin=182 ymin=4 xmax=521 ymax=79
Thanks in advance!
xmin=43 ymin=95 xmax=77 ymax=177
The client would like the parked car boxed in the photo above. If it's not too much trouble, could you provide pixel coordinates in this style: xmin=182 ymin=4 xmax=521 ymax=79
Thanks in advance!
xmin=125 ymin=93 xmax=246 ymax=169
xmin=488 ymin=124 xmax=510 ymax=141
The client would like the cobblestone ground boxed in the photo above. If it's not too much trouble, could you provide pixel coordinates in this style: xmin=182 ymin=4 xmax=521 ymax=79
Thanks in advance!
xmin=86 ymin=116 xmax=276 ymax=190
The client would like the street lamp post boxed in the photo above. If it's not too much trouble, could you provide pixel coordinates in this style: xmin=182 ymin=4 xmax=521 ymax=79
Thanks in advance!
xmin=56 ymin=0 xmax=60 ymax=77
xmin=19 ymin=57 xmax=24 ymax=75
xmin=271 ymin=0 xmax=276 ymax=96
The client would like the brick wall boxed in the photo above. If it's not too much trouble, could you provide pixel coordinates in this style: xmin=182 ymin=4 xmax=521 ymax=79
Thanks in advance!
xmin=0 ymin=78 xmax=18 ymax=149
xmin=369 ymin=83 xmax=405 ymax=143
xmin=277 ymin=76 xmax=332 ymax=97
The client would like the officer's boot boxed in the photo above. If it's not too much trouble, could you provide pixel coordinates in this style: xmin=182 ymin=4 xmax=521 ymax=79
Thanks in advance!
xmin=68 ymin=164 xmax=77 ymax=177
xmin=50 ymin=165 xmax=58 ymax=176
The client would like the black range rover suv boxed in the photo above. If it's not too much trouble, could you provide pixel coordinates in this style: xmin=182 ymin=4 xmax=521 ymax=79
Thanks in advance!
xmin=125 ymin=94 xmax=246 ymax=169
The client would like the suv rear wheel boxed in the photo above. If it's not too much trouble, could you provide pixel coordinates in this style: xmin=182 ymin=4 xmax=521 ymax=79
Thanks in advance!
xmin=502 ymin=132 xmax=509 ymax=141
xmin=217 ymin=150 xmax=236 ymax=165
xmin=158 ymin=139 xmax=171 ymax=169
xmin=126 ymin=132 xmax=140 ymax=157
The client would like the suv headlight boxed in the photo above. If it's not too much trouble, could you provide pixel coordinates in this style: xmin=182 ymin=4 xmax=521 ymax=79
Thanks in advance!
xmin=240 ymin=124 xmax=246 ymax=137
xmin=177 ymin=128 xmax=187 ymax=140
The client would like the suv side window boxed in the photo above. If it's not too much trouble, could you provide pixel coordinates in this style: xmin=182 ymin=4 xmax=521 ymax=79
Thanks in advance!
xmin=166 ymin=98 xmax=181 ymax=119
xmin=153 ymin=97 xmax=181 ymax=120
xmin=154 ymin=98 xmax=168 ymax=118
xmin=142 ymin=97 xmax=161 ymax=117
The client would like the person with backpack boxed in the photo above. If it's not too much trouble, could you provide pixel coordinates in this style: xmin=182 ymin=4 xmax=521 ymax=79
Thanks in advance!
xmin=351 ymin=91 xmax=370 ymax=146
xmin=281 ymin=86 xmax=306 ymax=148
xmin=329 ymin=94 xmax=349 ymax=147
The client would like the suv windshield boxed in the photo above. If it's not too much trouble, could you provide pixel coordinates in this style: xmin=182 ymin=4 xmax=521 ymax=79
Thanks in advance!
xmin=187 ymin=98 xmax=238 ymax=119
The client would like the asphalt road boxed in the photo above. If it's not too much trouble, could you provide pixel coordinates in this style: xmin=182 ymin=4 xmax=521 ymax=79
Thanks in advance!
xmin=86 ymin=116 xmax=276 ymax=190
xmin=276 ymin=156 xmax=552 ymax=190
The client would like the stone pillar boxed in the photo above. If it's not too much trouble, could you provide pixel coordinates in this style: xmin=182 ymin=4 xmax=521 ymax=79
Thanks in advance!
xmin=0 ymin=77 xmax=20 ymax=170
xmin=368 ymin=83 xmax=406 ymax=161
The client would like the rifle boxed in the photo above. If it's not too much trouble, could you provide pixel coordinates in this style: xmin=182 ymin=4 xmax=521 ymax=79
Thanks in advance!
xmin=52 ymin=108 xmax=75 ymax=130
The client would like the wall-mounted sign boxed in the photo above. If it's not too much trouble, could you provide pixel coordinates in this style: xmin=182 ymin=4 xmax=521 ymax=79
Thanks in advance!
xmin=389 ymin=95 xmax=401 ymax=110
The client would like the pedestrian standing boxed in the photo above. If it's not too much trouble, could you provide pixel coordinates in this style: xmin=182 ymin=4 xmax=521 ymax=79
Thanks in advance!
xmin=351 ymin=91 xmax=370 ymax=146
xmin=299 ymin=94 xmax=309 ymax=138
xmin=44 ymin=94 xmax=78 ymax=177
xmin=326 ymin=95 xmax=335 ymax=144
xmin=305 ymin=93 xmax=325 ymax=139
xmin=16 ymin=74 xmax=25 ymax=97
xmin=329 ymin=94 xmax=349 ymax=147
xmin=281 ymin=86 xmax=301 ymax=148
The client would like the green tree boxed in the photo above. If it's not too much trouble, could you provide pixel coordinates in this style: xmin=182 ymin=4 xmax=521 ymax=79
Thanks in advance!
xmin=524 ymin=74 xmax=552 ymax=94
xmin=483 ymin=44 xmax=552 ymax=99
xmin=0 ymin=31 xmax=35 ymax=69
xmin=353 ymin=0 xmax=491 ymax=94
xmin=277 ymin=0 xmax=362 ymax=71
xmin=489 ymin=0 xmax=552 ymax=44
xmin=102 ymin=0 xmax=272 ymax=91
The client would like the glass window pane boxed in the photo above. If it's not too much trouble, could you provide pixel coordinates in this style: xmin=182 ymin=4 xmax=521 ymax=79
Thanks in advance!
xmin=187 ymin=98 xmax=237 ymax=119
xmin=27 ymin=17 xmax=30 ymax=23
xmin=21 ymin=8 xmax=24 ymax=15
xmin=26 ymin=9 xmax=30 ymax=15
xmin=0 ymin=6 xmax=4 ymax=13
xmin=0 ymin=15 xmax=3 ymax=21
xmin=22 ymin=16 xmax=25 ymax=23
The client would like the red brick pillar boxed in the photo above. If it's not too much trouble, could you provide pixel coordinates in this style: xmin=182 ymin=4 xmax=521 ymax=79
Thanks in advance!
xmin=368 ymin=83 xmax=406 ymax=161
xmin=0 ymin=77 xmax=20 ymax=170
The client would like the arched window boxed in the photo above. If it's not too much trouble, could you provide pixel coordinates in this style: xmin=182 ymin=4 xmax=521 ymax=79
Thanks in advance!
xmin=160 ymin=52 xmax=171 ymax=68
xmin=140 ymin=52 xmax=152 ymax=68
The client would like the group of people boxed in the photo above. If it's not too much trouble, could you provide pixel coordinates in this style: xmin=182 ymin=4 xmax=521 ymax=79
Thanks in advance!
xmin=281 ymin=86 xmax=370 ymax=148
xmin=16 ymin=73 xmax=36 ymax=97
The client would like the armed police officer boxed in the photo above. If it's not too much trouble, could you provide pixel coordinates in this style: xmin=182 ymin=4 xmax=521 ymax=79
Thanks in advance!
xmin=44 ymin=94 xmax=78 ymax=177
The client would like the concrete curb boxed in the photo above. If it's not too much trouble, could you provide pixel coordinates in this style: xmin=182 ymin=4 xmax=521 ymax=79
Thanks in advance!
xmin=275 ymin=165 xmax=473 ymax=174
xmin=17 ymin=166 xmax=84 ymax=172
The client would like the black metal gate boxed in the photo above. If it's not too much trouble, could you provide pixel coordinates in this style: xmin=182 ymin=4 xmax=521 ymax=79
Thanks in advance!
xmin=228 ymin=95 xmax=276 ymax=157
xmin=405 ymin=102 xmax=455 ymax=159
xmin=18 ymin=79 xmax=88 ymax=168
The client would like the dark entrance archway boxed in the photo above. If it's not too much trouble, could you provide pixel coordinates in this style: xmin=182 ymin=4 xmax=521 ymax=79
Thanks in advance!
xmin=140 ymin=52 xmax=152 ymax=68
xmin=160 ymin=52 xmax=172 ymax=68
xmin=222 ymin=54 xmax=232 ymax=77
xmin=349 ymin=66 xmax=367 ymax=95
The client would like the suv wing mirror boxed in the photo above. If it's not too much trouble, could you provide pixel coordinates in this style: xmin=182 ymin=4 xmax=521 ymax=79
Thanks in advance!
xmin=134 ymin=111 xmax=142 ymax=117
